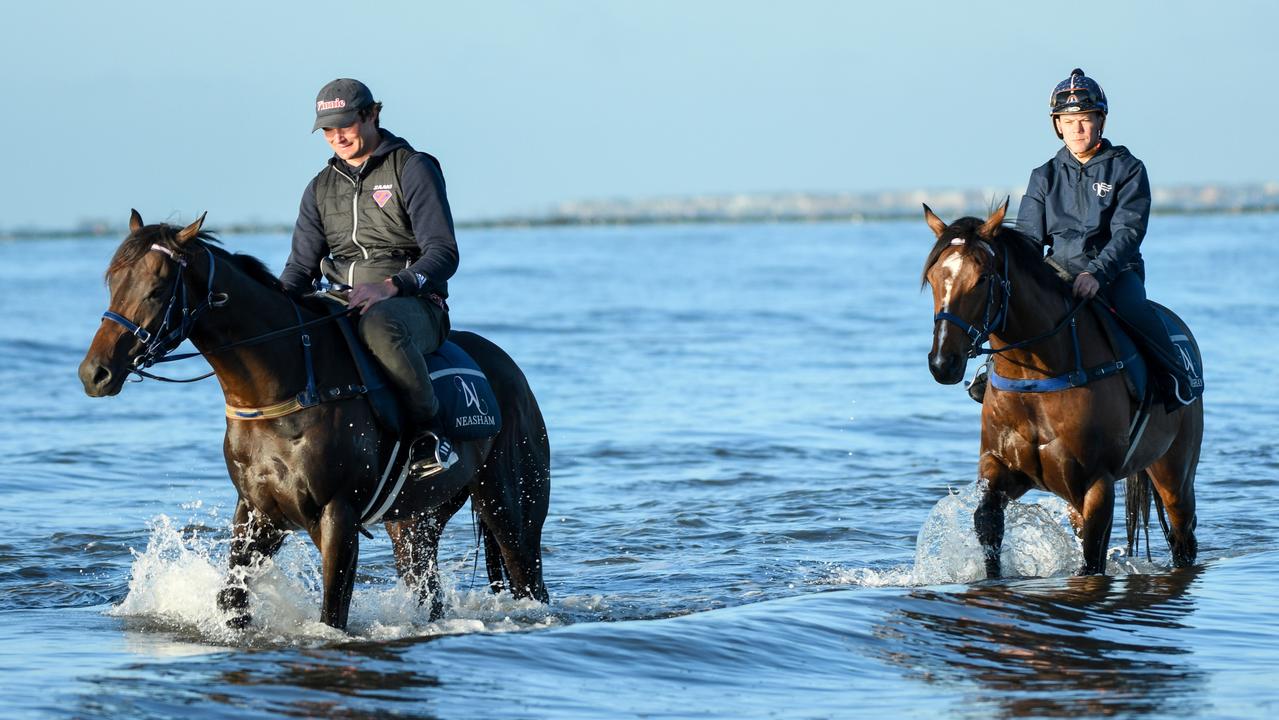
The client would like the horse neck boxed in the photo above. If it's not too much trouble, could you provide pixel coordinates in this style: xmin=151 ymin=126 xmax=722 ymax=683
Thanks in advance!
xmin=185 ymin=251 xmax=312 ymax=407
xmin=989 ymin=256 xmax=1088 ymax=372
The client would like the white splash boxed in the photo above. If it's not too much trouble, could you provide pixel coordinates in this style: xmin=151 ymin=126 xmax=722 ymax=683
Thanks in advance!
xmin=828 ymin=481 xmax=1097 ymax=587
xmin=109 ymin=514 xmax=565 ymax=646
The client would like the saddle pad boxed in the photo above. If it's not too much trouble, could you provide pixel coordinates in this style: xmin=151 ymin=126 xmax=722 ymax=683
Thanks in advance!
xmin=426 ymin=341 xmax=502 ymax=440
xmin=1092 ymin=305 xmax=1147 ymax=401
xmin=1156 ymin=304 xmax=1205 ymax=402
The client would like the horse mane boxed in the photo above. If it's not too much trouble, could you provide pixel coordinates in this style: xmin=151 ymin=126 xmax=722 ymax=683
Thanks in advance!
xmin=921 ymin=218 xmax=1069 ymax=296
xmin=107 ymin=223 xmax=284 ymax=293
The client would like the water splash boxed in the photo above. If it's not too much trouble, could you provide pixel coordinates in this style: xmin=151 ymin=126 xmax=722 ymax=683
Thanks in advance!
xmin=109 ymin=514 xmax=576 ymax=645
xmin=827 ymin=481 xmax=1090 ymax=587
xmin=911 ymin=482 xmax=1082 ymax=583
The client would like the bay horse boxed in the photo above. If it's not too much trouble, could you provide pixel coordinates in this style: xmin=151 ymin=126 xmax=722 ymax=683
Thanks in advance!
xmin=79 ymin=211 xmax=550 ymax=630
xmin=921 ymin=201 xmax=1201 ymax=577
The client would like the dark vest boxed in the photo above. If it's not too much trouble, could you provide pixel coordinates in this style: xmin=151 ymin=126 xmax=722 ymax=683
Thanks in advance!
xmin=314 ymin=147 xmax=419 ymax=287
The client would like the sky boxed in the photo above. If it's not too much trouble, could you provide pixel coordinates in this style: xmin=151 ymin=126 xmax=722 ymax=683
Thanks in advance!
xmin=3 ymin=0 xmax=1277 ymax=230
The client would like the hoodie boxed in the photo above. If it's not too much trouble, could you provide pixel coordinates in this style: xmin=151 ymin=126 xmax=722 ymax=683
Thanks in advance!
xmin=1015 ymin=139 xmax=1150 ymax=287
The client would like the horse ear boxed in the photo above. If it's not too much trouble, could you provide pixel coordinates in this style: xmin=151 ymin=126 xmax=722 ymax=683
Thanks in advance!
xmin=129 ymin=209 xmax=144 ymax=233
xmin=977 ymin=197 xmax=1010 ymax=239
xmin=176 ymin=212 xmax=207 ymax=245
xmin=923 ymin=204 xmax=947 ymax=239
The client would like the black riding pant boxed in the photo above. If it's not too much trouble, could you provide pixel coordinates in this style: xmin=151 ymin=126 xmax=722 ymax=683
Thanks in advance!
xmin=357 ymin=296 xmax=449 ymax=428
xmin=1101 ymin=270 xmax=1184 ymax=380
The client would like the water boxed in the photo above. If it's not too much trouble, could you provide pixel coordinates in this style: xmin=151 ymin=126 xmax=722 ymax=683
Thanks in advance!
xmin=2 ymin=214 xmax=1277 ymax=718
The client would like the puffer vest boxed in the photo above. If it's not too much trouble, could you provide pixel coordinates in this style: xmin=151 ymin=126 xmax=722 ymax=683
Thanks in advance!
xmin=314 ymin=147 xmax=418 ymax=287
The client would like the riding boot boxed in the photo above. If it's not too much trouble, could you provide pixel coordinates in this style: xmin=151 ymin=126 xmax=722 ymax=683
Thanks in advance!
xmin=966 ymin=360 xmax=989 ymax=403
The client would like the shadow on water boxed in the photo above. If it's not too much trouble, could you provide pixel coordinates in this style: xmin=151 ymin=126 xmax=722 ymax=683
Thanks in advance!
xmin=876 ymin=568 xmax=1207 ymax=718
xmin=74 ymin=635 xmax=449 ymax=719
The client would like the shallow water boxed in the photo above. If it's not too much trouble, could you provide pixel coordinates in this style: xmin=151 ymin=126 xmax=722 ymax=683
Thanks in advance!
xmin=1 ymin=214 xmax=1277 ymax=718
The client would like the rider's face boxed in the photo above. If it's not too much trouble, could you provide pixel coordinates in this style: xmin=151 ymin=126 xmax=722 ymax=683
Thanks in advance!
xmin=322 ymin=113 xmax=380 ymax=166
xmin=1055 ymin=112 xmax=1103 ymax=158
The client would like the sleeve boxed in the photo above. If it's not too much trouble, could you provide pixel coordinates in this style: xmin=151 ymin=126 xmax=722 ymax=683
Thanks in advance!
xmin=1086 ymin=160 xmax=1150 ymax=287
xmin=393 ymin=153 xmax=459 ymax=296
xmin=1014 ymin=167 xmax=1048 ymax=248
xmin=279 ymin=177 xmax=328 ymax=295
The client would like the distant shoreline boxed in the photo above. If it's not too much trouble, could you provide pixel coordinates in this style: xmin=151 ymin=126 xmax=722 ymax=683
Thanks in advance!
xmin=5 ymin=184 xmax=1275 ymax=240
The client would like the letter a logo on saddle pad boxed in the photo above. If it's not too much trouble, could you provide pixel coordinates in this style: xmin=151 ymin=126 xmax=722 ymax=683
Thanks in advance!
xmin=372 ymin=189 xmax=393 ymax=208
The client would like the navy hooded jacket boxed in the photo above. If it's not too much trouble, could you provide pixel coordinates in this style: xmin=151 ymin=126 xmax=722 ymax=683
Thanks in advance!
xmin=1015 ymin=139 xmax=1150 ymax=288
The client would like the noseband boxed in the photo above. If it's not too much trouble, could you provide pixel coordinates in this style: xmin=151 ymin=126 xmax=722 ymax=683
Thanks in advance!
xmin=101 ymin=244 xmax=227 ymax=373
xmin=933 ymin=238 xmax=1011 ymax=358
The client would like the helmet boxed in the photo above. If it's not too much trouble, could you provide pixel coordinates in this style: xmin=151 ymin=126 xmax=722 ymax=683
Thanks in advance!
xmin=1049 ymin=68 xmax=1107 ymax=138
xmin=1050 ymin=68 xmax=1107 ymax=116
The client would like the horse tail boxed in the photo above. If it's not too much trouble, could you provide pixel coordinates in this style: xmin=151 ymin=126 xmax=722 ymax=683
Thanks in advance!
xmin=1125 ymin=470 xmax=1154 ymax=561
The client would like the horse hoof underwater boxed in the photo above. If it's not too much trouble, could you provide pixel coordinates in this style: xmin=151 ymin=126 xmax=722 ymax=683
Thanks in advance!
xmin=79 ymin=211 xmax=550 ymax=631
xmin=920 ymin=201 xmax=1202 ymax=578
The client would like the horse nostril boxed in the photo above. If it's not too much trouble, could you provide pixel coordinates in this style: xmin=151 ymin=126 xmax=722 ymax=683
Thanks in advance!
xmin=91 ymin=365 xmax=112 ymax=389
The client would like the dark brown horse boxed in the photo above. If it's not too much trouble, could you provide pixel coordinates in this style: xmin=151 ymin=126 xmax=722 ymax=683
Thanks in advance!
xmin=79 ymin=211 xmax=550 ymax=630
xmin=921 ymin=201 xmax=1201 ymax=577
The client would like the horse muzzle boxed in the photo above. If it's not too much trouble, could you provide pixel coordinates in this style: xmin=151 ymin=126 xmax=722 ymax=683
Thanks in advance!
xmin=928 ymin=349 xmax=967 ymax=385
xmin=79 ymin=354 xmax=127 ymax=397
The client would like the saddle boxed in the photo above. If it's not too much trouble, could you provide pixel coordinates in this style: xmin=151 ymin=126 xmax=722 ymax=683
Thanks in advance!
xmin=1092 ymin=300 xmax=1204 ymax=411
xmin=314 ymin=295 xmax=503 ymax=532
xmin=318 ymin=297 xmax=503 ymax=441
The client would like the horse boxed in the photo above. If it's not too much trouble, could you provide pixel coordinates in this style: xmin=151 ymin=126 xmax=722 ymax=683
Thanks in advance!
xmin=78 ymin=211 xmax=550 ymax=630
xmin=920 ymin=200 xmax=1201 ymax=577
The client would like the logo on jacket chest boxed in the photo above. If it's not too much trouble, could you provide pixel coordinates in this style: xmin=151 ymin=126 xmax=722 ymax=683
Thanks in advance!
xmin=1092 ymin=181 xmax=1113 ymax=198
xmin=371 ymin=184 xmax=394 ymax=208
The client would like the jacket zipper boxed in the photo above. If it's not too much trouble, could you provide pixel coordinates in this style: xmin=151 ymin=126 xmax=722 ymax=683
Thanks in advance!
xmin=334 ymin=164 xmax=369 ymax=286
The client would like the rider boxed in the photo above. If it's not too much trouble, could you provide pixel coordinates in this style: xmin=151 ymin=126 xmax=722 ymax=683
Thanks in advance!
xmin=280 ymin=78 xmax=459 ymax=477
xmin=1013 ymin=68 xmax=1197 ymax=406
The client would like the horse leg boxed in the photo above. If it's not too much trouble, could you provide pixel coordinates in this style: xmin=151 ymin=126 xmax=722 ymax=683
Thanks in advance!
xmin=473 ymin=489 xmax=549 ymax=603
xmin=385 ymin=489 xmax=468 ymax=620
xmin=482 ymin=521 xmax=507 ymax=593
xmin=1146 ymin=452 xmax=1200 ymax=568
xmin=217 ymin=497 xmax=285 ymax=628
xmin=307 ymin=499 xmax=360 ymax=630
xmin=1077 ymin=478 xmax=1116 ymax=575
xmin=974 ymin=457 xmax=1029 ymax=579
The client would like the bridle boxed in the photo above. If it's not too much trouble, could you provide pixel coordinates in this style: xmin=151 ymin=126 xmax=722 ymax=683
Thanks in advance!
xmin=932 ymin=236 xmax=1088 ymax=358
xmin=932 ymin=238 xmax=1012 ymax=358
xmin=101 ymin=244 xmax=227 ymax=379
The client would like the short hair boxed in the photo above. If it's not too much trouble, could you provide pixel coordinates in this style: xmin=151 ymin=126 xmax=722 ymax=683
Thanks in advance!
xmin=358 ymin=102 xmax=384 ymax=128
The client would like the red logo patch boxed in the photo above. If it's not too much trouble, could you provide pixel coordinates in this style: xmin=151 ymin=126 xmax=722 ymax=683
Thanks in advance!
xmin=372 ymin=189 xmax=392 ymax=208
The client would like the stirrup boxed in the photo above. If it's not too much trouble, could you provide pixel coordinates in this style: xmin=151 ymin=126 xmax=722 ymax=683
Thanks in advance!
xmin=408 ymin=431 xmax=458 ymax=479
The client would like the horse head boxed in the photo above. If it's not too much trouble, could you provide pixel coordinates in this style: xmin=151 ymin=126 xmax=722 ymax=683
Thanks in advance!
xmin=920 ymin=200 xmax=1009 ymax=384
xmin=79 ymin=210 xmax=209 ymax=396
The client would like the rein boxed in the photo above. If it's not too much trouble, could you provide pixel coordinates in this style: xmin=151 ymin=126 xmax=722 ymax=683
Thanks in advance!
xmin=933 ymin=237 xmax=1128 ymax=394
xmin=933 ymin=239 xmax=1090 ymax=358
xmin=102 ymin=243 xmax=357 ymax=384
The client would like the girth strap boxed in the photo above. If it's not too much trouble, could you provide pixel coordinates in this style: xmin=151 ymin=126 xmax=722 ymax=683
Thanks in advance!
xmin=989 ymin=353 xmax=1138 ymax=393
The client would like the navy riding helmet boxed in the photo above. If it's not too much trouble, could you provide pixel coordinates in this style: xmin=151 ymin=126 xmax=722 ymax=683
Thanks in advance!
xmin=1049 ymin=68 xmax=1108 ymax=137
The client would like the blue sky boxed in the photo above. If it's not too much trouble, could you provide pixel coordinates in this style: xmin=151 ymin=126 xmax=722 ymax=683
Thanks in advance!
xmin=4 ymin=0 xmax=1276 ymax=229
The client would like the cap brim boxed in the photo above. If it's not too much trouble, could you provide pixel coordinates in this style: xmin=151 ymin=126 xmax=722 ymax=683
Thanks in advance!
xmin=312 ymin=109 xmax=361 ymax=132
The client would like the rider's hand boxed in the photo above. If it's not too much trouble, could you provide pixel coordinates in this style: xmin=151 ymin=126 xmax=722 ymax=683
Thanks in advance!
xmin=1072 ymin=272 xmax=1100 ymax=299
xmin=348 ymin=278 xmax=399 ymax=314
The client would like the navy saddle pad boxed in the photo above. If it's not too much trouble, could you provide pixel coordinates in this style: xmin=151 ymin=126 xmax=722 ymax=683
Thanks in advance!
xmin=1096 ymin=302 xmax=1203 ymax=405
xmin=426 ymin=341 xmax=502 ymax=440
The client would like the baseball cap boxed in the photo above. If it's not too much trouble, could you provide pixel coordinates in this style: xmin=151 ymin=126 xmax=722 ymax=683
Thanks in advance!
xmin=312 ymin=78 xmax=374 ymax=132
